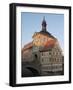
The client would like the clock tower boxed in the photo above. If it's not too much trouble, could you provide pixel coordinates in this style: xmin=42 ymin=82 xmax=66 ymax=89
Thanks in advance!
xmin=41 ymin=16 xmax=47 ymax=32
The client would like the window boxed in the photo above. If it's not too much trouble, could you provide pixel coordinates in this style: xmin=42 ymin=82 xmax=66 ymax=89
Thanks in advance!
xmin=49 ymin=52 xmax=51 ymax=55
xmin=42 ymin=52 xmax=43 ymax=56
xmin=35 ymin=54 xmax=37 ymax=59
xmin=49 ymin=48 xmax=52 ymax=51
xmin=47 ymin=52 xmax=49 ymax=56
xmin=49 ymin=58 xmax=51 ymax=61
xmin=42 ymin=58 xmax=44 ymax=62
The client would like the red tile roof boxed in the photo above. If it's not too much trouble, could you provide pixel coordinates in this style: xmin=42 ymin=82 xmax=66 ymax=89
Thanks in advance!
xmin=40 ymin=39 xmax=56 ymax=52
xmin=45 ymin=39 xmax=56 ymax=47
xmin=22 ymin=39 xmax=56 ymax=52
xmin=22 ymin=42 xmax=33 ymax=52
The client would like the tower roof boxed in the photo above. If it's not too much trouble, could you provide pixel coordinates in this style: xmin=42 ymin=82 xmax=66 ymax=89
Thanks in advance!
xmin=41 ymin=16 xmax=47 ymax=32
xmin=41 ymin=16 xmax=56 ymax=39
xmin=42 ymin=16 xmax=47 ymax=26
xmin=33 ymin=17 xmax=56 ymax=39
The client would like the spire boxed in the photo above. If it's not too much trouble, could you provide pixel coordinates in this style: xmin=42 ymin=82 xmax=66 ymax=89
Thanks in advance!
xmin=42 ymin=16 xmax=47 ymax=32
xmin=43 ymin=16 xmax=45 ymax=22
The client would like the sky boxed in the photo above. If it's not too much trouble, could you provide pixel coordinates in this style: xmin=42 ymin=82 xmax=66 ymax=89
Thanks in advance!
xmin=21 ymin=12 xmax=64 ymax=50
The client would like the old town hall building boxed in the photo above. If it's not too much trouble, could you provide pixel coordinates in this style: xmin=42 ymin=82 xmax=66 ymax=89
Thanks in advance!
xmin=22 ymin=17 xmax=64 ymax=77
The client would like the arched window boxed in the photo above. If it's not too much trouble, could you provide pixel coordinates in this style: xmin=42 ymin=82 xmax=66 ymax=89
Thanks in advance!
xmin=35 ymin=54 xmax=37 ymax=59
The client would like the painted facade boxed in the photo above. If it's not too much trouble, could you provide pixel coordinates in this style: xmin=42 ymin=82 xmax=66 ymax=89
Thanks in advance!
xmin=22 ymin=17 xmax=64 ymax=76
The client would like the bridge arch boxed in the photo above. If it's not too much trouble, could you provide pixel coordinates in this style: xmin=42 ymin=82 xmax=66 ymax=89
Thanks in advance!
xmin=26 ymin=67 xmax=40 ymax=76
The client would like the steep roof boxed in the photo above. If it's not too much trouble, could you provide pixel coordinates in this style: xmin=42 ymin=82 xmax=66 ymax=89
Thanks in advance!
xmin=22 ymin=17 xmax=57 ymax=52
xmin=40 ymin=39 xmax=56 ymax=52
xmin=44 ymin=39 xmax=56 ymax=47
xmin=32 ymin=31 xmax=56 ymax=39
xmin=39 ymin=31 xmax=56 ymax=39
xmin=33 ymin=17 xmax=56 ymax=39
xmin=22 ymin=42 xmax=33 ymax=52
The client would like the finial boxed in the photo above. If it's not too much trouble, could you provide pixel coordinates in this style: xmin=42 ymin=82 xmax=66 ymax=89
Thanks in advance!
xmin=43 ymin=16 xmax=45 ymax=21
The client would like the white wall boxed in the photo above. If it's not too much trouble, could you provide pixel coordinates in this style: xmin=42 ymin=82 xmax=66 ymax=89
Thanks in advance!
xmin=0 ymin=0 xmax=72 ymax=89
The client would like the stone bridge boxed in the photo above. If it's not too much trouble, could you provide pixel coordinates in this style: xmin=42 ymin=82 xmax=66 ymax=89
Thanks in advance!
xmin=22 ymin=61 xmax=41 ymax=77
